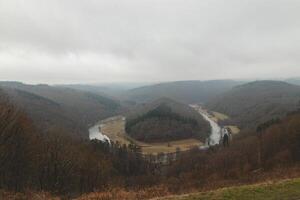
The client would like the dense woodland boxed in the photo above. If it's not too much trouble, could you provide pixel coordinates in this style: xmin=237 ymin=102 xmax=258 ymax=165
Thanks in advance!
xmin=126 ymin=104 xmax=210 ymax=142
xmin=207 ymin=81 xmax=300 ymax=129
xmin=0 ymin=91 xmax=160 ymax=195
xmin=167 ymin=112 xmax=300 ymax=191
xmin=124 ymin=80 xmax=242 ymax=104
xmin=0 ymin=82 xmax=122 ymax=138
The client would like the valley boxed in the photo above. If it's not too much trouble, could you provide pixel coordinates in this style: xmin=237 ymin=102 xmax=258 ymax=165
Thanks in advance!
xmin=89 ymin=115 xmax=204 ymax=155
xmin=1 ymin=79 xmax=300 ymax=199
xmin=2 ymin=1 xmax=300 ymax=198
xmin=89 ymin=104 xmax=240 ymax=154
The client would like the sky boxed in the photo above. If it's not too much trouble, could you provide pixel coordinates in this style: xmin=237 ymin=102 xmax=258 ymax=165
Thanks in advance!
xmin=0 ymin=0 xmax=300 ymax=84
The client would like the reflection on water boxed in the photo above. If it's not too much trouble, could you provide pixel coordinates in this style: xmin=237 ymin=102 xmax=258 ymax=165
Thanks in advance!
xmin=89 ymin=124 xmax=110 ymax=143
xmin=190 ymin=104 xmax=222 ymax=149
xmin=199 ymin=111 xmax=221 ymax=145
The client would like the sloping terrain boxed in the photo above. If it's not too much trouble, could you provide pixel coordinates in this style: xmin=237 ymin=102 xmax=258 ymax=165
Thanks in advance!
xmin=125 ymin=98 xmax=210 ymax=142
xmin=206 ymin=81 xmax=300 ymax=129
xmin=57 ymin=82 xmax=149 ymax=98
xmin=158 ymin=178 xmax=300 ymax=200
xmin=286 ymin=78 xmax=300 ymax=86
xmin=123 ymin=80 xmax=243 ymax=104
xmin=0 ymin=82 xmax=121 ymax=137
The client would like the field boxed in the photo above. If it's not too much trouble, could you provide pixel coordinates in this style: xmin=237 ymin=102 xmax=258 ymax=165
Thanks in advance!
xmin=206 ymin=109 xmax=240 ymax=135
xmin=138 ymin=139 xmax=203 ymax=155
xmin=212 ymin=111 xmax=229 ymax=122
xmin=101 ymin=116 xmax=132 ymax=146
xmin=101 ymin=116 xmax=203 ymax=155
xmin=224 ymin=125 xmax=240 ymax=135
xmin=156 ymin=178 xmax=300 ymax=200
xmin=192 ymin=105 xmax=240 ymax=135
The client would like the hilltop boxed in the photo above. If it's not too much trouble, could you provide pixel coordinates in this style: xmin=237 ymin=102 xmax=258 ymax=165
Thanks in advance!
xmin=0 ymin=81 xmax=121 ymax=137
xmin=125 ymin=98 xmax=210 ymax=142
xmin=206 ymin=81 xmax=300 ymax=129
xmin=123 ymin=80 xmax=243 ymax=104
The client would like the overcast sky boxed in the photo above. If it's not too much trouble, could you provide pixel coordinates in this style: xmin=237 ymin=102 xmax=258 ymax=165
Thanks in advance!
xmin=0 ymin=0 xmax=300 ymax=84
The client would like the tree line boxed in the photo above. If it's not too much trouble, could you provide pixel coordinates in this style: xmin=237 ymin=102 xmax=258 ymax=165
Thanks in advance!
xmin=125 ymin=104 xmax=208 ymax=142
xmin=1 ymin=93 xmax=300 ymax=197
xmin=0 ymin=96 xmax=159 ymax=195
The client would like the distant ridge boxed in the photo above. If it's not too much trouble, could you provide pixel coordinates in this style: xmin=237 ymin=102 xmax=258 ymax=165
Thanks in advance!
xmin=123 ymin=80 xmax=243 ymax=104
xmin=207 ymin=80 xmax=300 ymax=129
xmin=0 ymin=82 xmax=121 ymax=137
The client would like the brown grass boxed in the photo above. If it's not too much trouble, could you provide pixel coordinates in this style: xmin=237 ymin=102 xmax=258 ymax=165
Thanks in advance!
xmin=195 ymin=106 xmax=240 ymax=135
xmin=0 ymin=190 xmax=60 ymax=200
xmin=139 ymin=139 xmax=203 ymax=155
xmin=76 ymin=185 xmax=171 ymax=200
xmin=101 ymin=116 xmax=131 ymax=146
xmin=225 ymin=125 xmax=240 ymax=135
xmin=212 ymin=111 xmax=229 ymax=122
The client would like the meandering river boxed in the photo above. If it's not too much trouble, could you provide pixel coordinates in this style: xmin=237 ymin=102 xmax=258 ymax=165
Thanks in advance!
xmin=89 ymin=106 xmax=222 ymax=149
xmin=198 ymin=109 xmax=222 ymax=146
xmin=189 ymin=104 xmax=222 ymax=148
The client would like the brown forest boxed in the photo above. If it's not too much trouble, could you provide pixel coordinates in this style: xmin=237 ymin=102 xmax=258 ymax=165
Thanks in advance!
xmin=126 ymin=103 xmax=210 ymax=142
xmin=0 ymin=90 xmax=300 ymax=199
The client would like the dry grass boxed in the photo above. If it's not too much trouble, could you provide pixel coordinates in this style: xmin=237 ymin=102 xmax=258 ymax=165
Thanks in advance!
xmin=76 ymin=185 xmax=171 ymax=200
xmin=101 ymin=116 xmax=203 ymax=155
xmin=0 ymin=190 xmax=60 ymax=200
xmin=139 ymin=139 xmax=203 ymax=155
xmin=202 ymin=109 xmax=240 ymax=135
xmin=225 ymin=125 xmax=240 ymax=135
xmin=155 ymin=178 xmax=300 ymax=200
xmin=211 ymin=111 xmax=229 ymax=122
xmin=101 ymin=116 xmax=131 ymax=146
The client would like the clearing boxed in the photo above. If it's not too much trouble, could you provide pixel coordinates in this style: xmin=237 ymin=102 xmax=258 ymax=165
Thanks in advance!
xmin=224 ymin=125 xmax=240 ymax=135
xmin=206 ymin=109 xmax=240 ymax=135
xmin=212 ymin=111 xmax=229 ymax=122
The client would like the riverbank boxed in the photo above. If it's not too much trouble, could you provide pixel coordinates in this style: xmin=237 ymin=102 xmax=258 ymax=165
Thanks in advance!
xmin=88 ymin=105 xmax=237 ymax=154
xmin=99 ymin=116 xmax=203 ymax=155
xmin=190 ymin=105 xmax=222 ymax=146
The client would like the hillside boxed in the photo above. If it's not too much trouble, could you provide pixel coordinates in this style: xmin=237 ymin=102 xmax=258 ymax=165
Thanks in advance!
xmin=57 ymin=82 xmax=149 ymax=99
xmin=286 ymin=78 xmax=300 ymax=86
xmin=123 ymin=80 xmax=243 ymax=104
xmin=125 ymin=98 xmax=210 ymax=142
xmin=0 ymin=82 xmax=121 ymax=137
xmin=158 ymin=178 xmax=300 ymax=200
xmin=206 ymin=81 xmax=300 ymax=129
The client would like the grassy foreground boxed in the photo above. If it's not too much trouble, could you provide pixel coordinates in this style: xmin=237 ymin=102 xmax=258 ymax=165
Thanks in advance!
xmin=157 ymin=178 xmax=300 ymax=200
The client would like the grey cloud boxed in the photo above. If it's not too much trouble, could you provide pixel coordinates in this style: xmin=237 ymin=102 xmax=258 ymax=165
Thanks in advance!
xmin=0 ymin=0 xmax=299 ymax=84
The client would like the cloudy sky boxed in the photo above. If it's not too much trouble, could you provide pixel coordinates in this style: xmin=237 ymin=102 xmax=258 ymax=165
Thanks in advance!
xmin=0 ymin=0 xmax=300 ymax=84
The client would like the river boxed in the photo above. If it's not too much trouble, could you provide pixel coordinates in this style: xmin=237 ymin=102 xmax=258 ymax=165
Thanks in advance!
xmin=189 ymin=105 xmax=222 ymax=148
xmin=88 ymin=123 xmax=110 ymax=143
xmin=89 ymin=107 xmax=222 ymax=149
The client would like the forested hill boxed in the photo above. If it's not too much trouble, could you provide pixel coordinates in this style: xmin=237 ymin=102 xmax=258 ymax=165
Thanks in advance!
xmin=286 ymin=78 xmax=300 ymax=86
xmin=0 ymin=82 xmax=121 ymax=137
xmin=123 ymin=80 xmax=243 ymax=104
xmin=206 ymin=81 xmax=300 ymax=129
xmin=125 ymin=98 xmax=210 ymax=142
